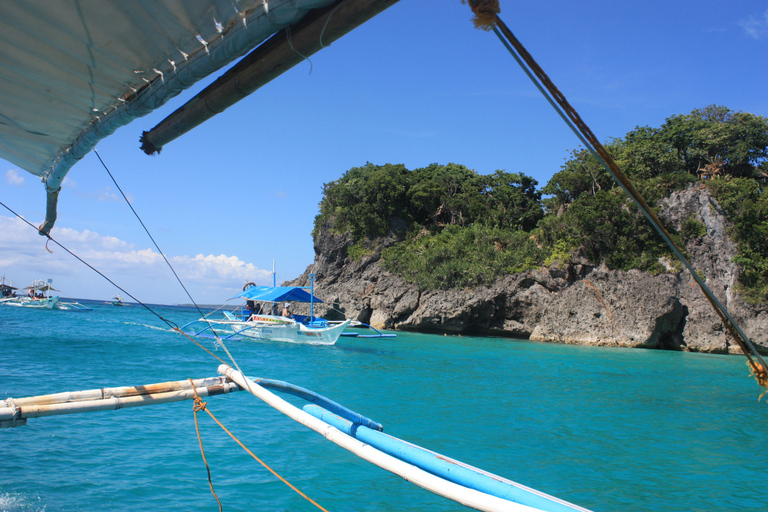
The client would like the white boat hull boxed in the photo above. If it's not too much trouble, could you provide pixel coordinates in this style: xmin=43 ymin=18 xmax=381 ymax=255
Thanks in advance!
xmin=0 ymin=296 xmax=59 ymax=309
xmin=206 ymin=316 xmax=351 ymax=345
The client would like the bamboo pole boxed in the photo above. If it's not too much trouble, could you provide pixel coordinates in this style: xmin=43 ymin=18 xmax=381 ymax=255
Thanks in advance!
xmin=218 ymin=364 xmax=545 ymax=512
xmin=1 ymin=376 xmax=241 ymax=428
xmin=8 ymin=376 xmax=233 ymax=407
xmin=140 ymin=0 xmax=401 ymax=154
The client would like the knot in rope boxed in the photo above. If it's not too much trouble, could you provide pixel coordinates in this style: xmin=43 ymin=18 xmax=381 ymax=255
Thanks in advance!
xmin=464 ymin=0 xmax=500 ymax=31
xmin=749 ymin=362 xmax=768 ymax=401
xmin=193 ymin=395 xmax=207 ymax=412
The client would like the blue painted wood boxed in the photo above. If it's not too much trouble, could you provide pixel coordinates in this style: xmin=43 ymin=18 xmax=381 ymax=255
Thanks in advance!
xmin=256 ymin=379 xmax=384 ymax=432
xmin=303 ymin=404 xmax=588 ymax=512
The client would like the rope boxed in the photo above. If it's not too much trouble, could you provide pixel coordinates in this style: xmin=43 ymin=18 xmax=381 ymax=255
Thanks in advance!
xmin=319 ymin=1 xmax=344 ymax=48
xmin=285 ymin=26 xmax=313 ymax=74
xmin=464 ymin=0 xmax=499 ymax=30
xmin=94 ymin=148 xmax=208 ymax=321
xmin=188 ymin=380 xmax=329 ymax=512
xmin=1 ymin=199 xmax=177 ymax=327
xmin=189 ymin=379 xmax=223 ymax=512
xmin=2 ymin=167 xmax=240 ymax=373
xmin=92 ymin=149 xmax=247 ymax=377
xmin=465 ymin=2 xmax=768 ymax=394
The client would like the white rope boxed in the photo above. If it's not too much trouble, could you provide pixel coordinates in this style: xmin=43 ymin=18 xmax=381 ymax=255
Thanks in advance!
xmin=286 ymin=26 xmax=313 ymax=74
xmin=319 ymin=2 xmax=344 ymax=48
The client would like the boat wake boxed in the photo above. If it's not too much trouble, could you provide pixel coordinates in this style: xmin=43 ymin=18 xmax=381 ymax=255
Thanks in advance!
xmin=0 ymin=491 xmax=45 ymax=512
xmin=124 ymin=321 xmax=174 ymax=333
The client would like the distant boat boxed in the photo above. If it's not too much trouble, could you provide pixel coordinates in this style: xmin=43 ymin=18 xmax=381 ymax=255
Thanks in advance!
xmin=111 ymin=296 xmax=127 ymax=306
xmin=184 ymin=282 xmax=351 ymax=345
xmin=0 ymin=279 xmax=92 ymax=311
xmin=0 ymin=275 xmax=18 ymax=300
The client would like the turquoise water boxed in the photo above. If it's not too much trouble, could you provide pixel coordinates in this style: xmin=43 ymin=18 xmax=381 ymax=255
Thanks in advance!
xmin=1 ymin=302 xmax=766 ymax=512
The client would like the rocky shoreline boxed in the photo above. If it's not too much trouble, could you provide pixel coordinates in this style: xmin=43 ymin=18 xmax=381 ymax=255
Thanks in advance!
xmin=289 ymin=185 xmax=768 ymax=354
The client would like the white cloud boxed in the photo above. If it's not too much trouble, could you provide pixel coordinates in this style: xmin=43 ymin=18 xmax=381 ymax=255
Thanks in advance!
xmin=740 ymin=9 xmax=768 ymax=39
xmin=98 ymin=189 xmax=121 ymax=202
xmin=5 ymin=169 xmax=25 ymax=185
xmin=0 ymin=215 xmax=271 ymax=304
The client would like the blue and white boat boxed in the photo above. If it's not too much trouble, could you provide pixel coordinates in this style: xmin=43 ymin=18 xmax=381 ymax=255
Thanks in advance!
xmin=0 ymin=279 xmax=91 ymax=311
xmin=186 ymin=283 xmax=351 ymax=345
xmin=0 ymin=2 xmax=602 ymax=508
xmin=8 ymin=2 xmax=760 ymax=511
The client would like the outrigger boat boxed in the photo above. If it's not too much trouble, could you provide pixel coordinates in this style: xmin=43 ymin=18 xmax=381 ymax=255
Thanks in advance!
xmin=184 ymin=275 xmax=354 ymax=345
xmin=110 ymin=296 xmax=127 ymax=306
xmin=1 ymin=2 xmax=764 ymax=511
xmin=0 ymin=275 xmax=18 ymax=300
xmin=0 ymin=279 xmax=92 ymax=311
xmin=185 ymin=272 xmax=394 ymax=343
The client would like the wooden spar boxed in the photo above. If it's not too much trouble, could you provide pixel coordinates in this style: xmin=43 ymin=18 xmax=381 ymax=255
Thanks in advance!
xmin=140 ymin=0 xmax=400 ymax=155
xmin=218 ymin=364 xmax=544 ymax=512
xmin=8 ymin=376 xmax=233 ymax=407
xmin=1 ymin=376 xmax=241 ymax=428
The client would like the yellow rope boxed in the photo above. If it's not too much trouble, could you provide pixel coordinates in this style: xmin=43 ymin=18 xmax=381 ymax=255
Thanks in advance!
xmin=188 ymin=380 xmax=329 ymax=512
xmin=462 ymin=0 xmax=499 ymax=30
xmin=189 ymin=380 xmax=223 ymax=512
xmin=749 ymin=362 xmax=768 ymax=401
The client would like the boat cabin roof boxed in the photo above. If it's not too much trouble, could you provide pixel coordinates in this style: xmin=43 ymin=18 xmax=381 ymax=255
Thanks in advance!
xmin=233 ymin=286 xmax=322 ymax=304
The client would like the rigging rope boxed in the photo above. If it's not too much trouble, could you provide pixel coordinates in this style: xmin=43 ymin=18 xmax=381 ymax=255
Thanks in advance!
xmin=189 ymin=383 xmax=223 ymax=512
xmin=188 ymin=380 xmax=329 ymax=512
xmin=2 ymin=199 xmax=230 ymax=368
xmin=94 ymin=149 xmax=288 ymax=507
xmin=92 ymin=149 xmax=253 ymax=381
xmin=1 ymin=200 xmax=174 ymax=325
xmin=1 ymin=162 xmax=242 ymax=374
xmin=3 ymin=164 xmax=292 ymax=507
xmin=464 ymin=1 xmax=768 ymax=394
xmin=94 ymin=148 xmax=207 ymax=321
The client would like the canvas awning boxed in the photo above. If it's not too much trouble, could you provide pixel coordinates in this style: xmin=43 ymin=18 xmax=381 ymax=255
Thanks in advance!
xmin=0 ymin=0 xmax=401 ymax=234
xmin=233 ymin=286 xmax=321 ymax=303
xmin=24 ymin=283 xmax=60 ymax=292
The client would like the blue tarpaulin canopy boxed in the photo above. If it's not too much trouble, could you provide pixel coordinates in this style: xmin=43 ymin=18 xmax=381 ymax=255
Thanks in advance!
xmin=233 ymin=286 xmax=322 ymax=304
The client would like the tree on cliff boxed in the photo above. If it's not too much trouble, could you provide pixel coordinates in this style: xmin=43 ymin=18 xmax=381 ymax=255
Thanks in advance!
xmin=314 ymin=106 xmax=768 ymax=302
xmin=542 ymin=105 xmax=768 ymax=212
xmin=315 ymin=162 xmax=543 ymax=240
xmin=315 ymin=162 xmax=411 ymax=241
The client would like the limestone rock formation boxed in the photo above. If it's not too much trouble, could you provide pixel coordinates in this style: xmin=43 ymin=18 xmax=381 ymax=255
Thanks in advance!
xmin=289 ymin=185 xmax=767 ymax=354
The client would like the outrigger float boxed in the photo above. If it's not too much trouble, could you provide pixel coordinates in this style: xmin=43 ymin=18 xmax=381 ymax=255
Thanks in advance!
xmin=1 ymin=1 xmax=764 ymax=511
xmin=1 ymin=366 xmax=590 ymax=512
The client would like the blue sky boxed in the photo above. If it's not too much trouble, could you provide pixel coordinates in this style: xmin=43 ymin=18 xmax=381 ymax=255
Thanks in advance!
xmin=1 ymin=1 xmax=767 ymax=305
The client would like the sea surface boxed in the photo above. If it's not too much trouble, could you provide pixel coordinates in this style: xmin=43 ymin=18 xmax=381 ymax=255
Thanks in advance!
xmin=1 ymin=301 xmax=766 ymax=512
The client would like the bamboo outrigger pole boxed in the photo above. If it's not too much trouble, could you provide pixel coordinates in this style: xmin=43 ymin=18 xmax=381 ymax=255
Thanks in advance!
xmin=1 ymin=376 xmax=242 ymax=428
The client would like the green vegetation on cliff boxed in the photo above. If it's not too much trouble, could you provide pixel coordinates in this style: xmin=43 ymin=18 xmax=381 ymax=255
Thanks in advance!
xmin=314 ymin=106 xmax=768 ymax=301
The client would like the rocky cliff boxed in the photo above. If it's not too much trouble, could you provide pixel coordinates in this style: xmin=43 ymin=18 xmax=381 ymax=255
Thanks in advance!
xmin=289 ymin=185 xmax=768 ymax=354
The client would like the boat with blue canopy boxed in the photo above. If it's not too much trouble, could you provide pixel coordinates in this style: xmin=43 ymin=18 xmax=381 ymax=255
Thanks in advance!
xmin=5 ymin=1 xmax=763 ymax=511
xmin=184 ymin=272 xmax=394 ymax=343
xmin=184 ymin=277 xmax=351 ymax=345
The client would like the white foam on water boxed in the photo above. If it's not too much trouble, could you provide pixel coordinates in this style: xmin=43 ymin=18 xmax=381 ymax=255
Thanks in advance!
xmin=0 ymin=492 xmax=46 ymax=512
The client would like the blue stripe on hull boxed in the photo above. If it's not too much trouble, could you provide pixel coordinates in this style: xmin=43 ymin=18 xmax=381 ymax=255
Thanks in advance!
xmin=303 ymin=404 xmax=590 ymax=512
